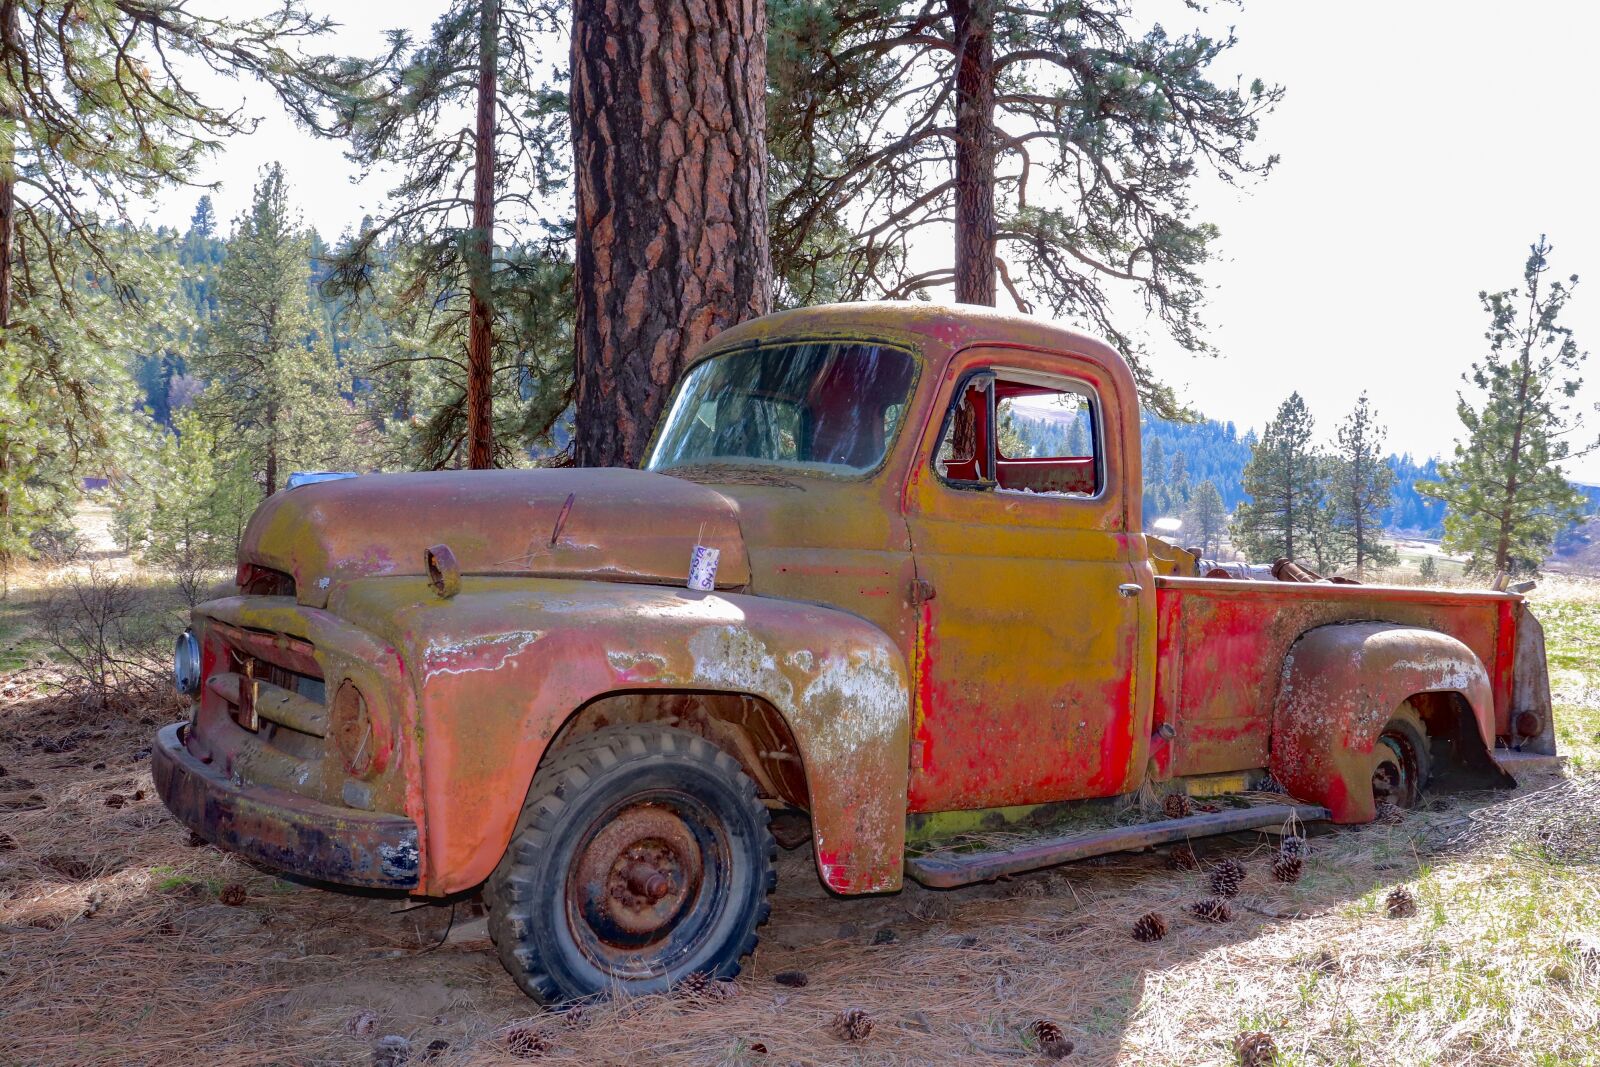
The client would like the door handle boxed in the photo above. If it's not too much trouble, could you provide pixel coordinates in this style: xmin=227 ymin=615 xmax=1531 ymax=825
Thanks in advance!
xmin=1118 ymin=583 xmax=1143 ymax=599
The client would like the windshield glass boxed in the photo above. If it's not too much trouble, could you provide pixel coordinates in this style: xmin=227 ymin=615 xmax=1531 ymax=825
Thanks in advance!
xmin=646 ymin=341 xmax=917 ymax=476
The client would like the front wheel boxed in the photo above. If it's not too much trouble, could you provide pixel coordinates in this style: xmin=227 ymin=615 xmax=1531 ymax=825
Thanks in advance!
xmin=485 ymin=725 xmax=776 ymax=1003
xmin=1371 ymin=704 xmax=1432 ymax=810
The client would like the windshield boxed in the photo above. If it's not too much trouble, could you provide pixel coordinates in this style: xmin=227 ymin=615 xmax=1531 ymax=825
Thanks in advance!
xmin=646 ymin=341 xmax=917 ymax=476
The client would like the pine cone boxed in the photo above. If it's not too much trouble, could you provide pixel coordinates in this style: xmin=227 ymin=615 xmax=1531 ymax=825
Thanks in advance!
xmin=1169 ymin=844 xmax=1200 ymax=870
xmin=371 ymin=1035 xmax=411 ymax=1067
xmin=677 ymin=971 xmax=715 ymax=997
xmin=772 ymin=970 xmax=809 ymax=988
xmin=503 ymin=1024 xmax=550 ymax=1059
xmin=1374 ymin=801 xmax=1404 ymax=825
xmin=1190 ymin=897 xmax=1233 ymax=923
xmin=1131 ymin=911 xmax=1168 ymax=942
xmin=1163 ymin=793 xmax=1194 ymax=819
xmin=1386 ymin=886 xmax=1417 ymax=918
xmin=219 ymin=883 xmax=247 ymax=907
xmin=1209 ymin=859 xmax=1245 ymax=897
xmin=104 ymin=793 xmax=126 ymax=809
xmin=831 ymin=1008 xmax=874 ymax=1042
xmin=1271 ymin=854 xmax=1303 ymax=884
xmin=1234 ymin=1030 xmax=1278 ymax=1067
xmin=1279 ymin=836 xmax=1307 ymax=860
xmin=1030 ymin=1019 xmax=1074 ymax=1059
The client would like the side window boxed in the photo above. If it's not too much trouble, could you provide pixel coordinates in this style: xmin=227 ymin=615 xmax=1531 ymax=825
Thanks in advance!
xmin=935 ymin=371 xmax=1101 ymax=497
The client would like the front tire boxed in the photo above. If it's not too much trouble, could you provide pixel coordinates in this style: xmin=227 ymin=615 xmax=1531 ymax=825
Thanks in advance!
xmin=485 ymin=725 xmax=776 ymax=1003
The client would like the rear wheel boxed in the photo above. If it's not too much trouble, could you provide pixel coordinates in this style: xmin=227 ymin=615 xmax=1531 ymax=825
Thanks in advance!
xmin=1371 ymin=704 xmax=1431 ymax=810
xmin=485 ymin=724 xmax=776 ymax=1003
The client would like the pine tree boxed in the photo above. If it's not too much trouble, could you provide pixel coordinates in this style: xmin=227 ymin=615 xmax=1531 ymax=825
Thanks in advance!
xmin=1328 ymin=392 xmax=1398 ymax=576
xmin=1233 ymin=392 xmax=1326 ymax=563
xmin=327 ymin=0 xmax=572 ymax=469
xmin=1143 ymin=436 xmax=1169 ymax=522
xmin=0 ymin=0 xmax=362 ymax=577
xmin=116 ymin=409 xmax=259 ymax=603
xmin=1187 ymin=480 xmax=1226 ymax=558
xmin=0 ymin=230 xmax=180 ymax=589
xmin=1303 ymin=497 xmax=1352 ymax=575
xmin=1418 ymin=554 xmax=1439 ymax=583
xmin=191 ymin=165 xmax=353 ymax=495
xmin=767 ymin=0 xmax=1282 ymax=415
xmin=0 ymin=0 xmax=360 ymax=321
xmin=1419 ymin=237 xmax=1594 ymax=576
xmin=190 ymin=196 xmax=218 ymax=240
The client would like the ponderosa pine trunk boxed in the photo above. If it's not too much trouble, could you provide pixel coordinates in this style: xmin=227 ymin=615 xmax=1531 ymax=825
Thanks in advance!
xmin=951 ymin=0 xmax=996 ymax=306
xmin=0 ymin=0 xmax=17 ymax=341
xmin=465 ymin=0 xmax=499 ymax=470
xmin=571 ymin=0 xmax=771 ymax=468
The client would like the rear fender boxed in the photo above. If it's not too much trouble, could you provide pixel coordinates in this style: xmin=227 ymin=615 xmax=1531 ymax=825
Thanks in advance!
xmin=345 ymin=578 xmax=911 ymax=897
xmin=1272 ymin=622 xmax=1507 ymax=823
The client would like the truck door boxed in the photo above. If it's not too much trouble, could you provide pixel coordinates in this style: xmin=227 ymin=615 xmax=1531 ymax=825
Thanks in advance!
xmin=901 ymin=346 xmax=1153 ymax=813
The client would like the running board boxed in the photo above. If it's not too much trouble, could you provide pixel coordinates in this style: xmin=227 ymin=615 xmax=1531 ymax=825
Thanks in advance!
xmin=904 ymin=803 xmax=1332 ymax=888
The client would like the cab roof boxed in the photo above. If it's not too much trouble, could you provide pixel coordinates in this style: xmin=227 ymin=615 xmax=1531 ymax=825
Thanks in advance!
xmin=701 ymin=302 xmax=1130 ymax=379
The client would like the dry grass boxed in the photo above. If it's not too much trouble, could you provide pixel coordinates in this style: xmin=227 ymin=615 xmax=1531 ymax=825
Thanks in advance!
xmin=3 ymin=575 xmax=1600 ymax=1065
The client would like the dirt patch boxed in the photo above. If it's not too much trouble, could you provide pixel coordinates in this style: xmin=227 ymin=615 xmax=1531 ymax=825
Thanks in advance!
xmin=4 ymin=672 xmax=1600 ymax=1064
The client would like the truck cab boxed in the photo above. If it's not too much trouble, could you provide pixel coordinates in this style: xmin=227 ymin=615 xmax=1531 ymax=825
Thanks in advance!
xmin=155 ymin=302 xmax=1546 ymax=1003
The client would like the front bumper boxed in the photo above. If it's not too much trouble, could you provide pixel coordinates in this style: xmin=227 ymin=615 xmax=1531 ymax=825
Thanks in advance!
xmin=152 ymin=722 xmax=421 ymax=890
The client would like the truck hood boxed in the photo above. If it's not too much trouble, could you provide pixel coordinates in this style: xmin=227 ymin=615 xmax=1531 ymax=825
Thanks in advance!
xmin=239 ymin=468 xmax=750 ymax=608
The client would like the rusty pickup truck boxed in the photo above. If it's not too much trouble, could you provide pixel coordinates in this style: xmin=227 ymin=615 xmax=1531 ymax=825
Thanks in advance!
xmin=154 ymin=303 xmax=1552 ymax=1003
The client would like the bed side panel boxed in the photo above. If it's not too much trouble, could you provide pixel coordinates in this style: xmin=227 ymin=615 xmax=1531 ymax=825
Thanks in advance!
xmin=1154 ymin=578 xmax=1516 ymax=777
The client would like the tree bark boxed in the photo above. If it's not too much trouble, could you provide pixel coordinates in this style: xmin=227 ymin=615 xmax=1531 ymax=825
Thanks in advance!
xmin=951 ymin=0 xmax=996 ymax=306
xmin=465 ymin=0 xmax=499 ymax=470
xmin=264 ymin=402 xmax=279 ymax=497
xmin=0 ymin=0 xmax=18 ymax=342
xmin=571 ymin=0 xmax=772 ymax=468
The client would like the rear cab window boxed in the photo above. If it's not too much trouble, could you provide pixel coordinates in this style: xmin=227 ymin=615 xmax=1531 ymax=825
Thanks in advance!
xmin=935 ymin=370 xmax=1102 ymax=498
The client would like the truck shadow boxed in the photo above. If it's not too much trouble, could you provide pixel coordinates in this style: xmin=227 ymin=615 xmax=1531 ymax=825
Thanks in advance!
xmin=751 ymin=789 xmax=1540 ymax=1065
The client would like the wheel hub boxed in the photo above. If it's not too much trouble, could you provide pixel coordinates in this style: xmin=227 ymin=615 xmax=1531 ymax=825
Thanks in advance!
xmin=573 ymin=804 xmax=703 ymax=948
xmin=1372 ymin=734 xmax=1416 ymax=806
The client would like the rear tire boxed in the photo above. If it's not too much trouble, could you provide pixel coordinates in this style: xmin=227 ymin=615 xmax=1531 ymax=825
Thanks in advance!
xmin=484 ymin=724 xmax=776 ymax=1003
xmin=1372 ymin=704 xmax=1431 ymax=810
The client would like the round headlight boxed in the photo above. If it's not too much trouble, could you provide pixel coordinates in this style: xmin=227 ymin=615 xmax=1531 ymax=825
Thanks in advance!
xmin=173 ymin=630 xmax=202 ymax=696
xmin=331 ymin=680 xmax=387 ymax=778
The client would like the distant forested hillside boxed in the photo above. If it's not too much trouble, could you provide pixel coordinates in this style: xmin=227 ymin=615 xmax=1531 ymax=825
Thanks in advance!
xmin=1137 ymin=414 xmax=1449 ymax=535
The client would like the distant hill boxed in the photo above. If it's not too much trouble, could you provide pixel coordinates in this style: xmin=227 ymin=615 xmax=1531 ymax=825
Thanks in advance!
xmin=1138 ymin=414 xmax=1449 ymax=535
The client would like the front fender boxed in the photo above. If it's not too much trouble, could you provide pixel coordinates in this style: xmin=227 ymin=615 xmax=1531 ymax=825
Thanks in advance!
xmin=1272 ymin=622 xmax=1498 ymax=823
xmin=340 ymin=577 xmax=911 ymax=897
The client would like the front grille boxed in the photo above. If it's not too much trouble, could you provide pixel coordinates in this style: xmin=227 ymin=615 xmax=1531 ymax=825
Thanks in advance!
xmin=205 ymin=623 xmax=328 ymax=745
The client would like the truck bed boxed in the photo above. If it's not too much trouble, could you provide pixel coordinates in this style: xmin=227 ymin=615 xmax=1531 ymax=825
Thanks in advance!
xmin=1152 ymin=576 xmax=1521 ymax=777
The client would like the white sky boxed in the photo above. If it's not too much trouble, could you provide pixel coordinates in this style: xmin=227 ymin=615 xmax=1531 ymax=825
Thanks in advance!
xmin=145 ymin=1 xmax=1600 ymax=480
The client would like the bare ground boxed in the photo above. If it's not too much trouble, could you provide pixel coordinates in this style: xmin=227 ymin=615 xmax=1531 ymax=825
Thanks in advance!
xmin=3 ymin=567 xmax=1600 ymax=1065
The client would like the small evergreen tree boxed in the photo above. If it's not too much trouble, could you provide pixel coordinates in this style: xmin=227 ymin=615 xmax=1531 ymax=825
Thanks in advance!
xmin=1419 ymin=237 xmax=1594 ymax=575
xmin=1328 ymin=392 xmax=1398 ymax=576
xmin=1232 ymin=392 xmax=1325 ymax=562
xmin=1167 ymin=452 xmax=1192 ymax=512
xmin=190 ymin=196 xmax=218 ymax=240
xmin=1418 ymin=554 xmax=1439 ymax=583
xmin=1143 ymin=436 xmax=1169 ymax=521
xmin=1303 ymin=496 xmax=1353 ymax=575
xmin=117 ymin=410 xmax=259 ymax=604
xmin=1186 ymin=480 xmax=1227 ymax=558
xmin=191 ymin=165 xmax=353 ymax=494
